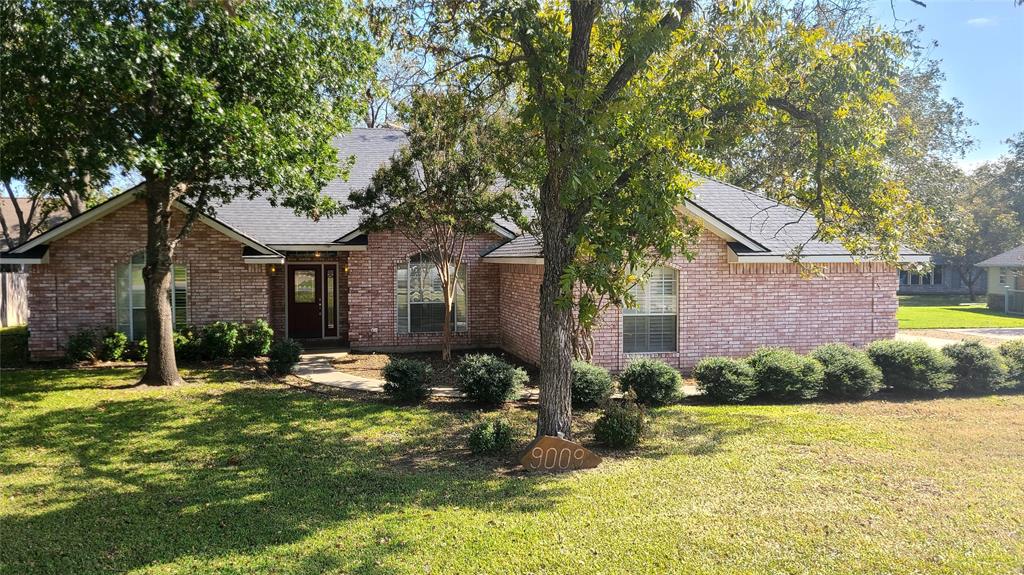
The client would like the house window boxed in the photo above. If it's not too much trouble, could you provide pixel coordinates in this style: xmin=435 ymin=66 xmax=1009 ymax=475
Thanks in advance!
xmin=396 ymin=254 xmax=467 ymax=334
xmin=1000 ymin=267 xmax=1009 ymax=286
xmin=902 ymin=266 xmax=943 ymax=286
xmin=116 ymin=252 xmax=188 ymax=340
xmin=623 ymin=266 xmax=678 ymax=354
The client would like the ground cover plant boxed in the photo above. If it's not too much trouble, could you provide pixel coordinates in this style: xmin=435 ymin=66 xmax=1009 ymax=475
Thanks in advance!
xmin=2 ymin=367 xmax=1022 ymax=574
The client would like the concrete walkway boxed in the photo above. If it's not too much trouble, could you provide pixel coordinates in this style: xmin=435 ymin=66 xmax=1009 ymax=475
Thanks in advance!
xmin=896 ymin=327 xmax=1024 ymax=348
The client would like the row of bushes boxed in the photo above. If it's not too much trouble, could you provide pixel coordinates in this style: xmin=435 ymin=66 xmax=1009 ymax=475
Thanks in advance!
xmin=695 ymin=339 xmax=1024 ymax=404
xmin=64 ymin=320 xmax=302 ymax=375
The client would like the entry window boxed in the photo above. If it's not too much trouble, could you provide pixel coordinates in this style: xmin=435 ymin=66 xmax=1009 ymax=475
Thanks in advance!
xmin=293 ymin=270 xmax=316 ymax=303
xmin=623 ymin=266 xmax=677 ymax=353
xmin=325 ymin=268 xmax=336 ymax=331
xmin=115 ymin=252 xmax=188 ymax=340
xmin=396 ymin=254 xmax=467 ymax=334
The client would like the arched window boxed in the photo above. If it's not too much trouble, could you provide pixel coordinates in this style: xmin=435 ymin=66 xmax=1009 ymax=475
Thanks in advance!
xmin=115 ymin=252 xmax=188 ymax=340
xmin=395 ymin=254 xmax=467 ymax=334
xmin=623 ymin=266 xmax=677 ymax=353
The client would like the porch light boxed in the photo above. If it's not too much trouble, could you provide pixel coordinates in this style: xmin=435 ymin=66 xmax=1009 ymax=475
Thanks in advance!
xmin=314 ymin=251 xmax=321 ymax=258
xmin=343 ymin=266 xmax=349 ymax=273
xmin=269 ymin=265 xmax=277 ymax=273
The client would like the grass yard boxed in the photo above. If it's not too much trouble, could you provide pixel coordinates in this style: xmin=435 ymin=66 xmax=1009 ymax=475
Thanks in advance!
xmin=2 ymin=368 xmax=1023 ymax=575
xmin=898 ymin=295 xmax=1024 ymax=329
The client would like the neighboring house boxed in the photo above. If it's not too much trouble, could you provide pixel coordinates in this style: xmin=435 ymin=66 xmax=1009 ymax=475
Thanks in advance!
xmin=0 ymin=129 xmax=928 ymax=370
xmin=897 ymin=254 xmax=987 ymax=296
xmin=977 ymin=244 xmax=1024 ymax=314
xmin=0 ymin=198 xmax=68 ymax=327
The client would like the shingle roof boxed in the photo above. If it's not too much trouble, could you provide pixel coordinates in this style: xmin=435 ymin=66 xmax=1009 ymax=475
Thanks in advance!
xmin=211 ymin=128 xmax=408 ymax=245
xmin=977 ymin=244 xmax=1024 ymax=268
xmin=482 ymin=176 xmax=918 ymax=261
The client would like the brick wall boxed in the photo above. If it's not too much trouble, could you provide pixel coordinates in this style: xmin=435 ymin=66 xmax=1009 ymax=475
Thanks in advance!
xmin=498 ymin=263 xmax=543 ymax=364
xmin=496 ymin=228 xmax=899 ymax=373
xmin=26 ymin=200 xmax=271 ymax=359
xmin=347 ymin=231 xmax=505 ymax=352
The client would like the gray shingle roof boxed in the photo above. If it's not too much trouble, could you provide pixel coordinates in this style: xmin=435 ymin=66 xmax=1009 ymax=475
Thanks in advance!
xmin=482 ymin=176 xmax=906 ymax=261
xmin=211 ymin=128 xmax=408 ymax=245
xmin=977 ymin=244 xmax=1024 ymax=268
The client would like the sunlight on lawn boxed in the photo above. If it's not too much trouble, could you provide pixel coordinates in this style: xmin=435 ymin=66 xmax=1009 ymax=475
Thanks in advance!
xmin=2 ymin=368 xmax=1022 ymax=574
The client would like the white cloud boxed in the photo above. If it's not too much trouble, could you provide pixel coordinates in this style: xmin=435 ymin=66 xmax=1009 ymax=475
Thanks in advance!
xmin=966 ymin=17 xmax=996 ymax=27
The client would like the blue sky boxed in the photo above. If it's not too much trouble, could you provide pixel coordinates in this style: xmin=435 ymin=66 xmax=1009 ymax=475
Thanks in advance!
xmin=872 ymin=0 xmax=1024 ymax=168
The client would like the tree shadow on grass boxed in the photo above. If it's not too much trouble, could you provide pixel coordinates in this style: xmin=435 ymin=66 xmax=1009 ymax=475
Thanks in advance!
xmin=1 ymin=384 xmax=565 ymax=574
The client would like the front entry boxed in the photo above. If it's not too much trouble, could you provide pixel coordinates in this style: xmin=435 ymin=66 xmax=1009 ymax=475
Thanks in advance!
xmin=288 ymin=265 xmax=323 ymax=339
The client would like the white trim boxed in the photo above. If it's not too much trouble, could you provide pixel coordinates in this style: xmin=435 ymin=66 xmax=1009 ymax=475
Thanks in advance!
xmin=337 ymin=222 xmax=517 ymax=244
xmin=678 ymin=201 xmax=765 ymax=253
xmin=243 ymin=255 xmax=285 ymax=265
xmin=484 ymin=256 xmax=544 ymax=265
xmin=728 ymin=250 xmax=930 ymax=264
xmin=0 ymin=254 xmax=48 ymax=265
xmin=268 ymin=244 xmax=367 ymax=252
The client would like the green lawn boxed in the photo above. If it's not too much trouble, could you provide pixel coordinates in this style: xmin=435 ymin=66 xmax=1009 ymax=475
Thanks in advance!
xmin=898 ymin=295 xmax=1024 ymax=329
xmin=2 ymin=368 xmax=1023 ymax=575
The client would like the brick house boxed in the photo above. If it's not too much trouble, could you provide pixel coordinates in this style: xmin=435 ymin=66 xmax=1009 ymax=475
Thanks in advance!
xmin=1 ymin=128 xmax=928 ymax=371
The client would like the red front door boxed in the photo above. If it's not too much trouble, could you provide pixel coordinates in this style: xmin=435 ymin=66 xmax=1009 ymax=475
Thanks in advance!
xmin=288 ymin=265 xmax=322 ymax=339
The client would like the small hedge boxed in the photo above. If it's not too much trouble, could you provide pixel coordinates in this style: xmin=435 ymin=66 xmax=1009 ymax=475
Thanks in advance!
xmin=1 ymin=325 xmax=29 ymax=367
xmin=593 ymin=393 xmax=648 ymax=448
xmin=942 ymin=340 xmax=1009 ymax=394
xmin=693 ymin=356 xmax=757 ymax=403
xmin=618 ymin=358 xmax=681 ymax=406
xmin=811 ymin=343 xmax=883 ymax=399
xmin=126 ymin=338 xmax=148 ymax=361
xmin=468 ymin=419 xmax=517 ymax=455
xmin=236 ymin=320 xmax=274 ymax=359
xmin=66 ymin=329 xmax=99 ymax=363
xmin=174 ymin=327 xmax=204 ymax=361
xmin=98 ymin=331 xmax=128 ymax=362
xmin=201 ymin=321 xmax=239 ymax=360
xmin=571 ymin=361 xmax=613 ymax=407
xmin=867 ymin=340 xmax=954 ymax=394
xmin=1000 ymin=339 xmax=1024 ymax=390
xmin=747 ymin=347 xmax=823 ymax=401
xmin=382 ymin=358 xmax=433 ymax=403
xmin=267 ymin=338 xmax=302 ymax=375
xmin=455 ymin=354 xmax=528 ymax=406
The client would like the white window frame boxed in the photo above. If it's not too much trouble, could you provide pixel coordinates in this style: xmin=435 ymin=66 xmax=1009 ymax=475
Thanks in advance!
xmin=622 ymin=266 xmax=678 ymax=354
xmin=396 ymin=254 xmax=468 ymax=335
xmin=116 ymin=252 xmax=188 ymax=340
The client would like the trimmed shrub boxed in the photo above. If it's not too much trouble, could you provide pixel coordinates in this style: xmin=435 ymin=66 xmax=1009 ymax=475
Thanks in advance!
xmin=747 ymin=347 xmax=824 ymax=401
xmin=942 ymin=340 xmax=1009 ymax=394
xmin=124 ymin=338 xmax=148 ymax=362
xmin=201 ymin=321 xmax=239 ymax=360
xmin=867 ymin=340 xmax=954 ymax=394
xmin=98 ymin=331 xmax=129 ymax=362
xmin=571 ymin=361 xmax=614 ymax=407
xmin=593 ymin=393 xmax=649 ymax=448
xmin=0 ymin=326 xmax=29 ymax=367
xmin=618 ymin=358 xmax=681 ymax=406
xmin=811 ymin=343 xmax=883 ymax=399
xmin=382 ymin=358 xmax=433 ymax=403
xmin=66 ymin=330 xmax=98 ymax=363
xmin=173 ymin=327 xmax=203 ymax=362
xmin=267 ymin=338 xmax=302 ymax=375
xmin=693 ymin=356 xmax=757 ymax=403
xmin=999 ymin=338 xmax=1024 ymax=389
xmin=468 ymin=419 xmax=517 ymax=455
xmin=455 ymin=354 xmax=528 ymax=406
xmin=236 ymin=320 xmax=274 ymax=359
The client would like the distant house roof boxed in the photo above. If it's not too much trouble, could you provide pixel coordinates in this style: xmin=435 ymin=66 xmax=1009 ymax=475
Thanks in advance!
xmin=484 ymin=176 xmax=929 ymax=264
xmin=977 ymin=244 xmax=1024 ymax=268
xmin=0 ymin=197 xmax=67 ymax=252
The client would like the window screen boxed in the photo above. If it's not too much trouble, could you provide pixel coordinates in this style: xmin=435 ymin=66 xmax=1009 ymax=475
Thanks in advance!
xmin=115 ymin=252 xmax=188 ymax=340
xmin=396 ymin=254 xmax=467 ymax=334
xmin=623 ymin=266 xmax=677 ymax=353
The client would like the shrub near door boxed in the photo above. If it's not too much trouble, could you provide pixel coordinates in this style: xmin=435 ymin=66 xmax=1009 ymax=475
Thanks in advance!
xmin=867 ymin=340 xmax=954 ymax=394
xmin=747 ymin=347 xmax=824 ymax=401
xmin=455 ymin=354 xmax=527 ymax=406
xmin=618 ymin=358 xmax=681 ymax=406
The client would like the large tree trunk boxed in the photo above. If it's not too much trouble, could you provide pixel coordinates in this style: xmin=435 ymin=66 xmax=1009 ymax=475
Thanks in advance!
xmin=441 ymin=281 xmax=453 ymax=363
xmin=139 ymin=176 xmax=184 ymax=386
xmin=536 ymin=171 xmax=578 ymax=438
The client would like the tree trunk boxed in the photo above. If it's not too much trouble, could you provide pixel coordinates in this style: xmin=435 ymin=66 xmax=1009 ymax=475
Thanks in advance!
xmin=139 ymin=176 xmax=184 ymax=386
xmin=441 ymin=281 xmax=453 ymax=363
xmin=536 ymin=173 xmax=578 ymax=438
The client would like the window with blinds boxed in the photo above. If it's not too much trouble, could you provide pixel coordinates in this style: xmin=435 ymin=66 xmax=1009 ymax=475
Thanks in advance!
xmin=115 ymin=252 xmax=188 ymax=340
xmin=623 ymin=266 xmax=677 ymax=353
xmin=396 ymin=254 xmax=467 ymax=334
